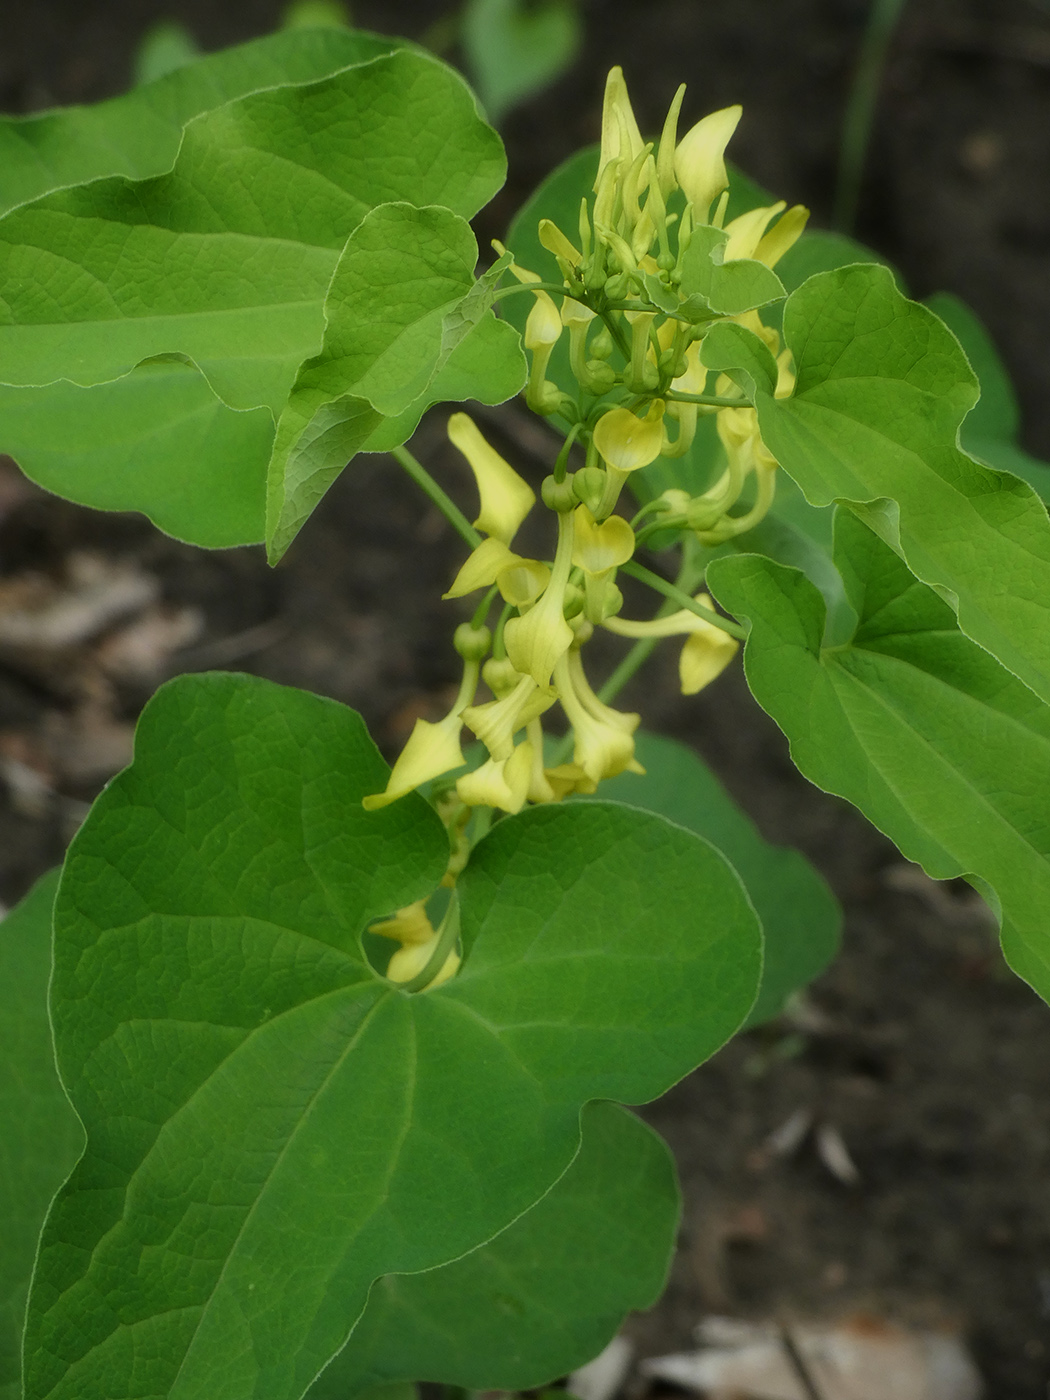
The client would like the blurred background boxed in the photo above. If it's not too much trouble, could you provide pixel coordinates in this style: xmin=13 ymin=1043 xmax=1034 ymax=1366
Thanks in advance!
xmin=2 ymin=2 xmax=1050 ymax=1395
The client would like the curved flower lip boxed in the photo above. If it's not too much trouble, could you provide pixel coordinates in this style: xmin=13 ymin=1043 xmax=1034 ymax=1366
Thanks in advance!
xmin=571 ymin=505 xmax=635 ymax=574
xmin=370 ymin=900 xmax=435 ymax=947
xmin=593 ymin=405 xmax=666 ymax=472
xmin=679 ymin=627 xmax=738 ymax=695
xmin=447 ymin=412 xmax=535 ymax=545
xmin=362 ymin=713 xmax=466 ymax=810
xmin=539 ymin=218 xmax=582 ymax=267
xmin=525 ymin=290 xmax=564 ymax=350
xmin=444 ymin=537 xmax=522 ymax=599
xmin=674 ymin=104 xmax=742 ymax=220
xmin=462 ymin=674 xmax=556 ymax=762
xmin=456 ymin=741 xmax=533 ymax=815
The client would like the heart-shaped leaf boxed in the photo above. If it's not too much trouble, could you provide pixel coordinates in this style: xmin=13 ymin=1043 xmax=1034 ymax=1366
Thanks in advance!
xmin=0 ymin=872 xmax=84 ymax=1400
xmin=0 ymin=50 xmax=505 ymax=548
xmin=26 ymin=672 xmax=760 ymax=1400
xmin=307 ymin=1101 xmax=677 ymax=1399
xmin=709 ymin=511 xmax=1050 ymax=1004
xmin=0 ymin=28 xmax=400 ymax=216
xmin=678 ymin=225 xmax=786 ymax=318
xmin=755 ymin=264 xmax=1050 ymax=705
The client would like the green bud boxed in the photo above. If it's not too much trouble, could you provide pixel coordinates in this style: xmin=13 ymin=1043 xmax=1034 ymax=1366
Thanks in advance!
xmin=604 ymin=272 xmax=630 ymax=300
xmin=482 ymin=656 xmax=520 ymax=696
xmin=656 ymin=250 xmax=676 ymax=273
xmin=541 ymin=475 xmax=578 ymax=513
xmin=453 ymin=622 xmax=492 ymax=661
xmin=572 ymin=466 xmax=607 ymax=514
xmin=584 ymin=360 xmax=618 ymax=394
xmin=590 ymin=325 xmax=615 ymax=360
xmin=601 ymin=582 xmax=624 ymax=620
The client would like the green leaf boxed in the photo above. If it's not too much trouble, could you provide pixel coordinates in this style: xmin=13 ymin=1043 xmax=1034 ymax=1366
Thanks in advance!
xmin=26 ymin=672 xmax=760 ymax=1400
xmin=463 ymin=0 xmax=582 ymax=123
xmin=0 ymin=360 xmax=274 ymax=547
xmin=757 ymin=263 xmax=1050 ymax=706
xmin=132 ymin=22 xmax=201 ymax=88
xmin=0 ymin=871 xmax=84 ymax=1400
xmin=596 ymin=733 xmax=840 ymax=1025
xmin=0 ymin=28 xmax=399 ymax=216
xmin=265 ymin=206 xmax=525 ymax=560
xmin=775 ymin=229 xmax=899 ymax=296
xmin=678 ymin=225 xmax=785 ymax=318
xmin=699 ymin=320 xmax=778 ymax=398
xmin=307 ymin=1101 xmax=677 ymax=1399
xmin=925 ymin=291 xmax=1050 ymax=504
xmin=709 ymin=511 xmax=1050 ymax=1004
xmin=0 ymin=50 xmax=505 ymax=549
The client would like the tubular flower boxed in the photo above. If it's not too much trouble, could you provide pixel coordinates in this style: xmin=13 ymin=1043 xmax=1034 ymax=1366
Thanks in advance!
xmin=371 ymin=900 xmax=435 ymax=946
xmin=456 ymin=739 xmax=534 ymax=814
xmin=553 ymin=652 xmax=643 ymax=785
xmin=571 ymin=504 xmax=635 ymax=623
xmin=462 ymin=673 xmax=556 ymax=762
xmin=504 ymin=508 xmax=576 ymax=685
xmin=723 ymin=201 xmax=809 ymax=267
xmin=447 ymin=412 xmax=534 ymax=545
xmin=603 ymin=592 xmax=740 ymax=697
xmin=444 ymin=537 xmax=524 ymax=599
xmin=363 ymin=647 xmax=482 ymax=809
xmin=387 ymin=933 xmax=461 ymax=989
xmin=673 ymin=104 xmax=742 ymax=222
xmin=595 ymin=66 xmax=645 ymax=190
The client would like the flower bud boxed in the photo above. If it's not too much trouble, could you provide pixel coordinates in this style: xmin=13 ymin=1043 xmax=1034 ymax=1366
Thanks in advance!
xmin=674 ymin=105 xmax=742 ymax=222
xmin=453 ymin=622 xmax=491 ymax=662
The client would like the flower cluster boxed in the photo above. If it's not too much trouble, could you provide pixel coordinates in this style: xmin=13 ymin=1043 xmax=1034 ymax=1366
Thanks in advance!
xmin=364 ymin=69 xmax=805 ymax=980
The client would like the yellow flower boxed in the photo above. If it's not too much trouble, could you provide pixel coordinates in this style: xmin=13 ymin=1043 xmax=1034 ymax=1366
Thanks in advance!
xmin=462 ymin=673 xmax=555 ymax=761
xmin=361 ymin=711 xmax=467 ymax=810
xmin=387 ymin=934 xmax=461 ymax=989
xmin=554 ymin=652 xmax=643 ymax=785
xmin=456 ymin=740 xmax=533 ymax=814
xmin=444 ymin=537 xmax=524 ymax=599
xmin=370 ymin=900 xmax=435 ymax=946
xmin=595 ymin=66 xmax=645 ymax=190
xmin=503 ymin=509 xmax=576 ymax=685
xmin=593 ymin=403 xmax=666 ymax=472
xmin=448 ymin=412 xmax=535 ymax=545
xmin=572 ymin=504 xmax=635 ymax=623
xmin=679 ymin=626 xmax=739 ymax=695
xmin=674 ymin=105 xmax=742 ymax=222
xmin=723 ymin=202 xmax=809 ymax=267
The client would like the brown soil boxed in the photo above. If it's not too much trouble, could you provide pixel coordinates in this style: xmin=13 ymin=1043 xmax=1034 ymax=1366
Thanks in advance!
xmin=2 ymin=2 xmax=1050 ymax=1395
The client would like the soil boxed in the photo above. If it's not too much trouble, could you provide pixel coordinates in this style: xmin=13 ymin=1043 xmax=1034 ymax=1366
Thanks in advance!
xmin=2 ymin=1 xmax=1050 ymax=1395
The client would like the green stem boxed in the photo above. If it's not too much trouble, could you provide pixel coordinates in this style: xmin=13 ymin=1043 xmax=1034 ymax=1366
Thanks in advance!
xmin=391 ymin=445 xmax=481 ymax=550
xmin=399 ymin=894 xmax=462 ymax=994
xmin=598 ymin=552 xmax=705 ymax=705
xmin=619 ymin=559 xmax=746 ymax=638
xmin=472 ymin=583 xmax=500 ymax=630
xmin=834 ymin=0 xmax=909 ymax=232
xmin=664 ymin=389 xmax=744 ymax=408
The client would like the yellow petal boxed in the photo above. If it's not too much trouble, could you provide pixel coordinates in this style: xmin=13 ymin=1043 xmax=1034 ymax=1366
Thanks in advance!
xmin=387 ymin=933 xmax=461 ymax=988
xmin=497 ymin=558 xmax=551 ymax=607
xmin=539 ymin=218 xmax=582 ymax=267
xmin=456 ymin=741 xmax=533 ymax=815
xmin=679 ymin=625 xmax=739 ymax=695
xmin=596 ymin=66 xmax=644 ymax=189
xmin=370 ymin=900 xmax=435 ymax=947
xmin=674 ymin=105 xmax=742 ymax=221
xmin=525 ymin=291 xmax=563 ymax=350
xmin=444 ymin=537 xmax=521 ymax=599
xmin=362 ymin=714 xmax=465 ymax=810
xmin=545 ymin=761 xmax=599 ymax=799
xmin=463 ymin=675 xmax=555 ymax=761
xmin=723 ymin=202 xmax=784 ymax=262
xmin=447 ymin=412 xmax=535 ymax=545
xmin=571 ymin=504 xmax=635 ymax=574
xmin=593 ymin=404 xmax=666 ymax=472
xmin=753 ymin=204 xmax=809 ymax=269
xmin=503 ymin=589 xmax=574 ymax=687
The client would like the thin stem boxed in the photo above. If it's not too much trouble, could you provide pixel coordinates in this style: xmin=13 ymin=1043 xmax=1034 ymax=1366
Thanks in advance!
xmin=619 ymin=560 xmax=746 ymax=638
xmin=834 ymin=0 xmax=909 ymax=232
xmin=472 ymin=583 xmax=500 ymax=630
xmin=391 ymin=445 xmax=481 ymax=549
xmin=399 ymin=894 xmax=461 ymax=994
xmin=598 ymin=552 xmax=704 ymax=706
xmin=664 ymin=389 xmax=744 ymax=408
